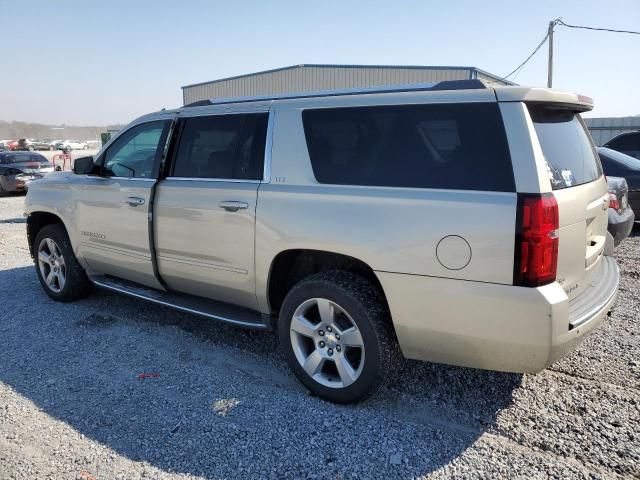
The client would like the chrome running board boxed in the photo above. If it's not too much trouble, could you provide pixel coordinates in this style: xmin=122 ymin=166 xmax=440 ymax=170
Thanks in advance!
xmin=90 ymin=275 xmax=270 ymax=330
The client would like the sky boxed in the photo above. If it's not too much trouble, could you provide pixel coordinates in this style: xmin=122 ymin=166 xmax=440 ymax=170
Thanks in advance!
xmin=0 ymin=0 xmax=638 ymax=126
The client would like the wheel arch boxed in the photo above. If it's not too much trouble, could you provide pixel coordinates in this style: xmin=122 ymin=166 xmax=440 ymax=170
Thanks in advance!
xmin=266 ymin=249 xmax=389 ymax=317
xmin=27 ymin=212 xmax=66 ymax=259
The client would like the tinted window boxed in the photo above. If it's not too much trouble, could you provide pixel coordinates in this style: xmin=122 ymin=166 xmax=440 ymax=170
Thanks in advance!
xmin=528 ymin=106 xmax=602 ymax=190
xmin=0 ymin=153 xmax=49 ymax=164
xmin=172 ymin=113 xmax=268 ymax=180
xmin=606 ymin=132 xmax=640 ymax=151
xmin=598 ymin=147 xmax=640 ymax=174
xmin=103 ymin=121 xmax=168 ymax=178
xmin=302 ymin=103 xmax=514 ymax=191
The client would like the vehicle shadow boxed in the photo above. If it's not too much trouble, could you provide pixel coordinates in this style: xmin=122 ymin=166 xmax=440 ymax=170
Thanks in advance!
xmin=0 ymin=265 xmax=520 ymax=479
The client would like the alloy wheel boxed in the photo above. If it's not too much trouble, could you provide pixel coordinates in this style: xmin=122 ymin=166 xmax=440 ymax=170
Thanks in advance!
xmin=37 ymin=238 xmax=66 ymax=293
xmin=289 ymin=298 xmax=365 ymax=388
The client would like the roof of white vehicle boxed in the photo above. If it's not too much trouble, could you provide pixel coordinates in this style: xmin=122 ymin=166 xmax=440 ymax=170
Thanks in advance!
xmin=147 ymin=80 xmax=593 ymax=122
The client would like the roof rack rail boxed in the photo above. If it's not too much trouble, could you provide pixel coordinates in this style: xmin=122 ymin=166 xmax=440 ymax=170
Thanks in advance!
xmin=183 ymin=79 xmax=487 ymax=107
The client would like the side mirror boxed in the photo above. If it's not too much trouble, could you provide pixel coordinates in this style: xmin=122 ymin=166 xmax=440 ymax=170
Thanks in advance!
xmin=73 ymin=156 xmax=95 ymax=175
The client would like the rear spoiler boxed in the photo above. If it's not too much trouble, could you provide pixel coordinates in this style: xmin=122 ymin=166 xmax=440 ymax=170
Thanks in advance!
xmin=494 ymin=87 xmax=593 ymax=112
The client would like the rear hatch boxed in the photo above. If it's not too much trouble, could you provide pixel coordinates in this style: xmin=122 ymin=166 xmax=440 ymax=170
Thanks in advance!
xmin=528 ymin=104 xmax=608 ymax=302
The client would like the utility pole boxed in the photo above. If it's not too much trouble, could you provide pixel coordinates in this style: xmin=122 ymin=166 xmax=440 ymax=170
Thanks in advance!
xmin=547 ymin=20 xmax=555 ymax=88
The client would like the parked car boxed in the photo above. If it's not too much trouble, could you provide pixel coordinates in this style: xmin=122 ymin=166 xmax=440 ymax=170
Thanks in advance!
xmin=0 ymin=140 xmax=15 ymax=151
xmin=17 ymin=139 xmax=55 ymax=151
xmin=25 ymin=81 xmax=619 ymax=403
xmin=603 ymin=131 xmax=640 ymax=160
xmin=598 ymin=146 xmax=640 ymax=214
xmin=55 ymin=140 xmax=88 ymax=152
xmin=0 ymin=152 xmax=54 ymax=195
xmin=7 ymin=140 xmax=19 ymax=151
xmin=606 ymin=176 xmax=635 ymax=245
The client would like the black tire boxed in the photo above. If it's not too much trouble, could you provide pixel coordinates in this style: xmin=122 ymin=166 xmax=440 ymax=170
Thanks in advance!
xmin=278 ymin=270 xmax=400 ymax=404
xmin=0 ymin=182 xmax=7 ymax=197
xmin=27 ymin=145 xmax=35 ymax=151
xmin=33 ymin=223 xmax=93 ymax=302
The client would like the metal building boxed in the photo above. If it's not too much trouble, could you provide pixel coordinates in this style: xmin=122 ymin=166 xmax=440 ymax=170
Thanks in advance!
xmin=584 ymin=116 xmax=640 ymax=146
xmin=181 ymin=64 xmax=514 ymax=105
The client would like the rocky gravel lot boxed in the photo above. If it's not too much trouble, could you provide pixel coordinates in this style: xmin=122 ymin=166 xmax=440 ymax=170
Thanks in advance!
xmin=0 ymin=193 xmax=639 ymax=479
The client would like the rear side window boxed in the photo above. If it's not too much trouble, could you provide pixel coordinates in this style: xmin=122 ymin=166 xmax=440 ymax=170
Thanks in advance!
xmin=528 ymin=106 xmax=602 ymax=190
xmin=172 ymin=113 xmax=268 ymax=180
xmin=302 ymin=103 xmax=515 ymax=192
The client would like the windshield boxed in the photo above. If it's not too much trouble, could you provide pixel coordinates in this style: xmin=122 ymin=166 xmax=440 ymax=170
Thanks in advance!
xmin=598 ymin=147 xmax=640 ymax=170
xmin=528 ymin=105 xmax=602 ymax=190
xmin=0 ymin=153 xmax=50 ymax=164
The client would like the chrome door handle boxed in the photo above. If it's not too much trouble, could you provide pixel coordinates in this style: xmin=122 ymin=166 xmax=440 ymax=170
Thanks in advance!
xmin=219 ymin=201 xmax=248 ymax=212
xmin=126 ymin=196 xmax=145 ymax=207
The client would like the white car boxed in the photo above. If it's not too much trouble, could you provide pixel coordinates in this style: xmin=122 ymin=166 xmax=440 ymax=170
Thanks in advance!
xmin=55 ymin=140 xmax=88 ymax=152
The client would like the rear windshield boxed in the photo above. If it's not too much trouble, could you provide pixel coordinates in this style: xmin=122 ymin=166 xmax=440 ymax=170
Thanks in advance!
xmin=302 ymin=103 xmax=515 ymax=192
xmin=598 ymin=147 xmax=640 ymax=170
xmin=0 ymin=154 xmax=49 ymax=164
xmin=528 ymin=105 xmax=602 ymax=190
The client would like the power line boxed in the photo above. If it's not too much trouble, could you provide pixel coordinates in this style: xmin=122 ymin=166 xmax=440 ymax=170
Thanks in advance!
xmin=557 ymin=19 xmax=640 ymax=35
xmin=503 ymin=18 xmax=639 ymax=82
xmin=503 ymin=31 xmax=550 ymax=80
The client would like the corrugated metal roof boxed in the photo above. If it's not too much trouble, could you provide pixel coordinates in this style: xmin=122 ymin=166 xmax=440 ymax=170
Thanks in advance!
xmin=181 ymin=64 xmax=514 ymax=89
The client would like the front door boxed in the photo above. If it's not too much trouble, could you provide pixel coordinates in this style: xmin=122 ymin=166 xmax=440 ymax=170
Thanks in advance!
xmin=75 ymin=120 xmax=171 ymax=288
xmin=154 ymin=112 xmax=269 ymax=310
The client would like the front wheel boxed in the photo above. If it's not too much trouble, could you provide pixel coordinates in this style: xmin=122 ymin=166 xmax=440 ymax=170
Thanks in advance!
xmin=27 ymin=145 xmax=35 ymax=151
xmin=278 ymin=271 xmax=400 ymax=403
xmin=34 ymin=223 xmax=93 ymax=301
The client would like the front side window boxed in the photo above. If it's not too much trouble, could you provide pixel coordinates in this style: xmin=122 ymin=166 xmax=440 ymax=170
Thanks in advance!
xmin=302 ymin=103 xmax=515 ymax=191
xmin=103 ymin=121 xmax=168 ymax=178
xmin=172 ymin=113 xmax=268 ymax=180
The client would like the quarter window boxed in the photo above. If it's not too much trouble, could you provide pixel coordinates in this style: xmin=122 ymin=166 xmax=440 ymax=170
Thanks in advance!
xmin=103 ymin=121 xmax=168 ymax=178
xmin=302 ymin=103 xmax=515 ymax=191
xmin=172 ymin=113 xmax=268 ymax=180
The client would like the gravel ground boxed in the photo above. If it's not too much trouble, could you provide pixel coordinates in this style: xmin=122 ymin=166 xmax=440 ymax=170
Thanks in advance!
xmin=0 ymin=193 xmax=639 ymax=479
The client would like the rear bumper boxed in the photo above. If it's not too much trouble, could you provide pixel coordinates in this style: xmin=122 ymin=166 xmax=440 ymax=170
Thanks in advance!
xmin=377 ymin=255 xmax=619 ymax=373
xmin=608 ymin=207 xmax=635 ymax=246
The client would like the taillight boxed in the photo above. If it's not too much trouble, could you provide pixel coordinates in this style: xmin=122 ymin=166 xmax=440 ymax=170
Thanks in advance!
xmin=514 ymin=193 xmax=559 ymax=287
xmin=608 ymin=191 xmax=620 ymax=211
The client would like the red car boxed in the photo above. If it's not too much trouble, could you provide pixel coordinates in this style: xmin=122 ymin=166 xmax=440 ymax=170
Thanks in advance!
xmin=8 ymin=140 xmax=19 ymax=151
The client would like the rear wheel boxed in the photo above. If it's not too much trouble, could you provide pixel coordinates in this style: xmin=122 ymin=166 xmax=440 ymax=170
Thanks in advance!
xmin=278 ymin=271 xmax=399 ymax=403
xmin=27 ymin=145 xmax=35 ymax=151
xmin=34 ymin=224 xmax=93 ymax=301
xmin=0 ymin=181 xmax=8 ymax=197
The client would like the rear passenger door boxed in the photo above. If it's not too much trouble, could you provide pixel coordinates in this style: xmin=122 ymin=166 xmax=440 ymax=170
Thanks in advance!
xmin=154 ymin=112 xmax=269 ymax=310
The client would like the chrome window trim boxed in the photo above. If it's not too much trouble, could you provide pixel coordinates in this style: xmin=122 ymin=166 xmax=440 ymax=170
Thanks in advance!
xmin=165 ymin=177 xmax=261 ymax=184
xmin=262 ymin=109 xmax=274 ymax=183
xmin=83 ymin=175 xmax=156 ymax=182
